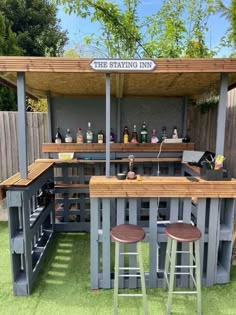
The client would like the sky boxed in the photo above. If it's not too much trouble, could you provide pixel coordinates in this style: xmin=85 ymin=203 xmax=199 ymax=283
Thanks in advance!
xmin=57 ymin=0 xmax=231 ymax=57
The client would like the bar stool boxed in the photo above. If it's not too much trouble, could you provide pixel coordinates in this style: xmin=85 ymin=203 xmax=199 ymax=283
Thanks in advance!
xmin=111 ymin=224 xmax=148 ymax=315
xmin=163 ymin=222 xmax=202 ymax=315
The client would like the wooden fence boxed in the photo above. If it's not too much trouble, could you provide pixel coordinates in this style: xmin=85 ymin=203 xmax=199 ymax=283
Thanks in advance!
xmin=0 ymin=112 xmax=49 ymax=182
xmin=188 ymin=88 xmax=236 ymax=178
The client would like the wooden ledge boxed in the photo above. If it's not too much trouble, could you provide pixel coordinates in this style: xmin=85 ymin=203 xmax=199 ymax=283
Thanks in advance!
xmin=0 ymin=162 xmax=54 ymax=200
xmin=42 ymin=142 xmax=194 ymax=153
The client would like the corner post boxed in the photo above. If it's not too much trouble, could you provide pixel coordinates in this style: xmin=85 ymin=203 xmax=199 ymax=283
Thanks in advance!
xmin=105 ymin=73 xmax=111 ymax=177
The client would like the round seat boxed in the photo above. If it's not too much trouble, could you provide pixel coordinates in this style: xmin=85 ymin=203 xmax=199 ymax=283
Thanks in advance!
xmin=111 ymin=224 xmax=145 ymax=244
xmin=165 ymin=222 xmax=201 ymax=242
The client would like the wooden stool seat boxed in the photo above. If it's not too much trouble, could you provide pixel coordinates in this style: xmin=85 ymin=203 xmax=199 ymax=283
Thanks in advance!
xmin=165 ymin=222 xmax=201 ymax=242
xmin=111 ymin=224 xmax=145 ymax=244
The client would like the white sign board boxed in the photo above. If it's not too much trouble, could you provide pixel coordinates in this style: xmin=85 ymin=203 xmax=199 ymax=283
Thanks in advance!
xmin=90 ymin=59 xmax=156 ymax=71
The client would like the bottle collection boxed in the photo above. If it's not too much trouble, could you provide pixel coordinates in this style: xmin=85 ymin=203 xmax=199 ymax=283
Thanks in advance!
xmin=54 ymin=122 xmax=179 ymax=144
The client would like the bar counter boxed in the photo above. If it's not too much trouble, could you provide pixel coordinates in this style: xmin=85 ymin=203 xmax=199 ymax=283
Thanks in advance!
xmin=90 ymin=175 xmax=236 ymax=290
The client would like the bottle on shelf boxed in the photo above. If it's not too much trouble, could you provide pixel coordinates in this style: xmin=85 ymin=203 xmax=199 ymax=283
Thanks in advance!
xmin=131 ymin=124 xmax=138 ymax=144
xmin=172 ymin=126 xmax=178 ymax=139
xmin=161 ymin=126 xmax=168 ymax=142
xmin=110 ymin=128 xmax=115 ymax=143
xmin=55 ymin=127 xmax=62 ymax=144
xmin=86 ymin=122 xmax=93 ymax=143
xmin=140 ymin=121 xmax=148 ymax=143
xmin=76 ymin=128 xmax=83 ymax=143
xmin=97 ymin=129 xmax=104 ymax=144
xmin=65 ymin=128 xmax=73 ymax=143
xmin=150 ymin=129 xmax=159 ymax=143
xmin=123 ymin=126 xmax=129 ymax=143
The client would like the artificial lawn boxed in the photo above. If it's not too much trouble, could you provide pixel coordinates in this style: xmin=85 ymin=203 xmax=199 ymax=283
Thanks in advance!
xmin=0 ymin=221 xmax=236 ymax=315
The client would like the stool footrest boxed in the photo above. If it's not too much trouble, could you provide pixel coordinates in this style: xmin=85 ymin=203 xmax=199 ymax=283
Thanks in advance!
xmin=119 ymin=274 xmax=141 ymax=277
xmin=120 ymin=252 xmax=138 ymax=255
xmin=173 ymin=291 xmax=198 ymax=295
xmin=119 ymin=267 xmax=140 ymax=270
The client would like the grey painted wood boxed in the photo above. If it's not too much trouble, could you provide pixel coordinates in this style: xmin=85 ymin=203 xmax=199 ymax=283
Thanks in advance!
xmin=17 ymin=72 xmax=27 ymax=178
xmin=105 ymin=73 xmax=111 ymax=177
xmin=90 ymin=198 xmax=99 ymax=289
xmin=128 ymin=198 xmax=138 ymax=288
xmin=216 ymin=73 xmax=228 ymax=155
xmin=149 ymin=198 xmax=158 ymax=287
xmin=116 ymin=198 xmax=126 ymax=288
xmin=206 ymin=198 xmax=220 ymax=286
xmin=102 ymin=199 xmax=111 ymax=288
xmin=170 ymin=198 xmax=179 ymax=222
xmin=47 ymin=93 xmax=52 ymax=142
xmin=196 ymin=198 xmax=207 ymax=280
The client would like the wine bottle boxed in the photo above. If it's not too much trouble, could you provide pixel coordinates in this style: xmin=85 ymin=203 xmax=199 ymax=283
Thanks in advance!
xmin=76 ymin=128 xmax=83 ymax=143
xmin=97 ymin=129 xmax=104 ymax=144
xmin=131 ymin=124 xmax=138 ymax=143
xmin=86 ymin=122 xmax=93 ymax=143
xmin=65 ymin=128 xmax=72 ymax=143
xmin=123 ymin=126 xmax=129 ymax=143
xmin=140 ymin=121 xmax=148 ymax=143
xmin=55 ymin=127 xmax=62 ymax=144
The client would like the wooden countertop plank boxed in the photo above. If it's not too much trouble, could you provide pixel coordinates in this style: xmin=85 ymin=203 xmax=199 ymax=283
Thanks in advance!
xmin=35 ymin=157 xmax=182 ymax=163
xmin=89 ymin=176 xmax=236 ymax=198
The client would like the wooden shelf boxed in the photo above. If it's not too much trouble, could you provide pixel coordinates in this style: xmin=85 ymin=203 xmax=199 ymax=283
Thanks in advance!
xmin=42 ymin=142 xmax=194 ymax=153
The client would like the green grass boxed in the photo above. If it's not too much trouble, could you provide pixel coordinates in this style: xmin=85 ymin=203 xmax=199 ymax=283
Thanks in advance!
xmin=0 ymin=221 xmax=236 ymax=315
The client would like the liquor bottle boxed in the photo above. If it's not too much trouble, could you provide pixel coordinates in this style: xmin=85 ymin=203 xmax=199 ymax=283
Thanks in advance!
xmin=161 ymin=126 xmax=168 ymax=142
xmin=97 ymin=129 xmax=104 ymax=144
xmin=151 ymin=129 xmax=159 ymax=143
xmin=65 ymin=128 xmax=72 ymax=143
xmin=76 ymin=128 xmax=83 ymax=143
xmin=55 ymin=127 xmax=62 ymax=144
xmin=131 ymin=124 xmax=138 ymax=144
xmin=123 ymin=126 xmax=129 ymax=143
xmin=140 ymin=121 xmax=148 ymax=143
xmin=110 ymin=128 xmax=115 ymax=143
xmin=172 ymin=126 xmax=178 ymax=139
xmin=86 ymin=122 xmax=93 ymax=143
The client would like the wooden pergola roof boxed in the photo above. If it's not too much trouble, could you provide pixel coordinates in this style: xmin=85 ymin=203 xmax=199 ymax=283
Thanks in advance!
xmin=0 ymin=57 xmax=236 ymax=99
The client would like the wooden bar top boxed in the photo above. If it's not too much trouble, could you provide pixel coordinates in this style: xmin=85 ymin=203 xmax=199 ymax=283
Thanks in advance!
xmin=35 ymin=157 xmax=181 ymax=164
xmin=0 ymin=162 xmax=54 ymax=200
xmin=89 ymin=176 xmax=236 ymax=198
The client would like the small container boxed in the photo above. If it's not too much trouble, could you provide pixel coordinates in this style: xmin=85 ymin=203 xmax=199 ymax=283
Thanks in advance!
xmin=116 ymin=173 xmax=126 ymax=180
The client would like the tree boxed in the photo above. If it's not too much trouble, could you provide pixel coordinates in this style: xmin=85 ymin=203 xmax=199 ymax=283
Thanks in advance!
xmin=217 ymin=0 xmax=236 ymax=55
xmin=56 ymin=0 xmax=219 ymax=58
xmin=0 ymin=0 xmax=68 ymax=56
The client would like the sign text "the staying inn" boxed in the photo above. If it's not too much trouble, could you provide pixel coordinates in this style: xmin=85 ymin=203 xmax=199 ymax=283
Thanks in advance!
xmin=90 ymin=59 xmax=156 ymax=71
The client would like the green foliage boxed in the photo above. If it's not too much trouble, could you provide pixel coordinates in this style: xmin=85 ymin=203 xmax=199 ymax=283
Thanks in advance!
xmin=64 ymin=48 xmax=80 ymax=57
xmin=26 ymin=98 xmax=47 ymax=112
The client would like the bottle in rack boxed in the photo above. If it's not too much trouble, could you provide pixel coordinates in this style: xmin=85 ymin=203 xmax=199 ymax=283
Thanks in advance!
xmin=76 ymin=128 xmax=83 ymax=143
xmin=131 ymin=124 xmax=138 ymax=143
xmin=151 ymin=129 xmax=159 ymax=143
xmin=110 ymin=128 xmax=115 ymax=143
xmin=123 ymin=126 xmax=129 ymax=143
xmin=172 ymin=126 xmax=178 ymax=139
xmin=97 ymin=129 xmax=104 ymax=144
xmin=55 ymin=127 xmax=62 ymax=143
xmin=161 ymin=126 xmax=168 ymax=142
xmin=140 ymin=121 xmax=148 ymax=143
xmin=86 ymin=122 xmax=93 ymax=143
xmin=65 ymin=128 xmax=73 ymax=143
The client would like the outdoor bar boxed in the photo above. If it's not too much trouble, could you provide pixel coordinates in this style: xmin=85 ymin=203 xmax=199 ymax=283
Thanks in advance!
xmin=0 ymin=57 xmax=236 ymax=295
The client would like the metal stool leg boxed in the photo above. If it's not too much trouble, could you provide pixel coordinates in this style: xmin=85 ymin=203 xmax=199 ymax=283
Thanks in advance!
xmin=163 ymin=237 xmax=172 ymax=291
xmin=137 ymin=242 xmax=148 ymax=315
xmin=189 ymin=241 xmax=194 ymax=289
xmin=114 ymin=241 xmax=120 ymax=315
xmin=166 ymin=239 xmax=177 ymax=315
xmin=195 ymin=240 xmax=202 ymax=315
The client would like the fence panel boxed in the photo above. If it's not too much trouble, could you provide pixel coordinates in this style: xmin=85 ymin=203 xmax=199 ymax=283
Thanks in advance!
xmin=0 ymin=112 xmax=48 ymax=182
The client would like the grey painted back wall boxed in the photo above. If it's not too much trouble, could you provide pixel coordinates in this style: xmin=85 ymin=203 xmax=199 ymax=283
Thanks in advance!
xmin=51 ymin=97 xmax=185 ymax=142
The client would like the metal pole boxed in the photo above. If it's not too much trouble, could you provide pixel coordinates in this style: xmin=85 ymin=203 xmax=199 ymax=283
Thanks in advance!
xmin=17 ymin=72 xmax=27 ymax=179
xmin=105 ymin=73 xmax=111 ymax=177
xmin=47 ymin=92 xmax=52 ymax=142
xmin=216 ymin=73 xmax=228 ymax=155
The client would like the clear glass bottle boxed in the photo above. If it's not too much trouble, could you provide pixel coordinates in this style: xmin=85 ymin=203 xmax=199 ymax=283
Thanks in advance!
xmin=123 ymin=126 xmax=129 ymax=143
xmin=131 ymin=124 xmax=138 ymax=143
xmin=172 ymin=126 xmax=178 ymax=139
xmin=151 ymin=129 xmax=159 ymax=143
xmin=161 ymin=126 xmax=168 ymax=142
xmin=86 ymin=122 xmax=93 ymax=143
xmin=55 ymin=127 xmax=62 ymax=144
xmin=76 ymin=128 xmax=83 ymax=143
xmin=65 ymin=128 xmax=72 ymax=143
xmin=140 ymin=121 xmax=148 ymax=143
xmin=97 ymin=129 xmax=104 ymax=144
